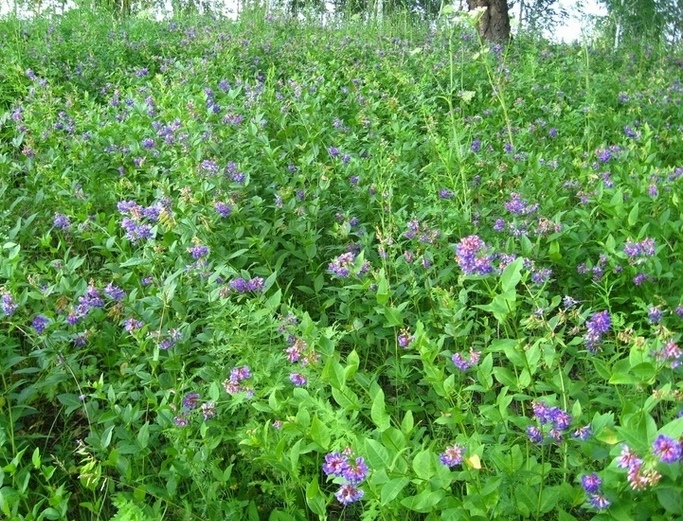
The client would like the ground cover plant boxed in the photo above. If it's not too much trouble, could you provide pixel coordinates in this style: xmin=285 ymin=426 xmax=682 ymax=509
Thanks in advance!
xmin=0 ymin=6 xmax=682 ymax=520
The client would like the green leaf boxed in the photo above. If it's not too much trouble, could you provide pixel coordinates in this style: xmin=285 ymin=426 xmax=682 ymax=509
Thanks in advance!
xmin=627 ymin=203 xmax=639 ymax=227
xmin=364 ymin=439 xmax=391 ymax=469
xmin=371 ymin=388 xmax=391 ymax=432
xmin=381 ymin=477 xmax=410 ymax=505
xmin=310 ymin=416 xmax=331 ymax=450
xmin=376 ymin=269 xmax=390 ymax=306
xmin=500 ymin=257 xmax=523 ymax=293
xmin=656 ymin=487 xmax=683 ymax=514
xmin=305 ymin=478 xmax=327 ymax=516
xmin=401 ymin=410 xmax=414 ymax=435
xmin=401 ymin=489 xmax=445 ymax=513
xmin=137 ymin=422 xmax=150 ymax=449
xmin=412 ymin=449 xmax=434 ymax=481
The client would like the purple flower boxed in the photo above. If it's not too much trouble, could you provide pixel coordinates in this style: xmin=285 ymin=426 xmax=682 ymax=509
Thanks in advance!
xmin=104 ymin=283 xmax=126 ymax=302
xmin=141 ymin=138 xmax=155 ymax=149
xmin=124 ymin=318 xmax=144 ymax=333
xmin=342 ymin=457 xmax=369 ymax=484
xmin=53 ymin=213 xmax=71 ymax=230
xmin=323 ymin=452 xmax=349 ymax=477
xmin=32 ymin=315 xmax=49 ymax=334
xmin=182 ymin=392 xmax=201 ymax=410
xmin=648 ymin=184 xmax=658 ymax=198
xmin=584 ymin=310 xmax=611 ymax=353
xmin=328 ymin=251 xmax=370 ymax=278
xmin=439 ymin=189 xmax=454 ymax=199
xmin=616 ymin=445 xmax=642 ymax=470
xmin=214 ymin=202 xmax=232 ymax=217
xmin=588 ymin=494 xmax=611 ymax=510
xmin=328 ymin=146 xmax=340 ymax=158
xmin=652 ymin=434 xmax=682 ymax=464
xmin=527 ymin=426 xmax=543 ymax=443
xmin=455 ymin=235 xmax=494 ymax=276
xmin=201 ymin=160 xmax=219 ymax=175
xmin=439 ymin=444 xmax=465 ymax=467
xmin=397 ymin=330 xmax=414 ymax=348
xmin=648 ymin=306 xmax=662 ymax=324
xmin=573 ymin=425 xmax=592 ymax=441
xmin=229 ymin=277 xmax=265 ymax=293
xmin=471 ymin=139 xmax=481 ymax=152
xmin=493 ymin=218 xmax=506 ymax=232
xmin=581 ymin=473 xmax=602 ymax=493
xmin=451 ymin=349 xmax=481 ymax=370
xmin=633 ymin=273 xmax=649 ymax=286
xmin=289 ymin=372 xmax=307 ymax=386
xmin=531 ymin=268 xmax=552 ymax=285
xmin=201 ymin=401 xmax=216 ymax=420
xmin=174 ymin=416 xmax=189 ymax=427
xmin=188 ymin=244 xmax=209 ymax=259
xmin=335 ymin=483 xmax=364 ymax=505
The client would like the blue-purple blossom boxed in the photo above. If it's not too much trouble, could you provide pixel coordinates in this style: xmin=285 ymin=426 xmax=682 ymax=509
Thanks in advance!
xmin=452 ymin=349 xmax=481 ymax=371
xmin=104 ymin=283 xmax=126 ymax=302
xmin=328 ymin=252 xmax=370 ymax=278
xmin=439 ymin=444 xmax=465 ymax=467
xmin=581 ymin=474 xmax=602 ymax=493
xmin=214 ymin=202 xmax=232 ymax=217
xmin=342 ymin=457 xmax=369 ymax=484
xmin=455 ymin=235 xmax=494 ymax=276
xmin=124 ymin=318 xmax=144 ymax=333
xmin=53 ymin=213 xmax=71 ymax=230
xmin=229 ymin=277 xmax=265 ymax=293
xmin=527 ymin=425 xmax=543 ymax=443
xmin=289 ymin=372 xmax=307 ymax=386
xmin=323 ymin=452 xmax=349 ymax=477
xmin=188 ymin=244 xmax=209 ymax=259
xmin=584 ymin=310 xmax=611 ymax=353
xmin=648 ymin=306 xmax=662 ymax=324
xmin=588 ymin=494 xmax=611 ymax=510
xmin=32 ymin=315 xmax=49 ymax=334
xmin=652 ymin=434 xmax=682 ymax=464
xmin=335 ymin=483 xmax=364 ymax=505
xmin=504 ymin=193 xmax=538 ymax=215
xmin=1 ymin=292 xmax=17 ymax=316
xmin=573 ymin=425 xmax=592 ymax=441
xmin=182 ymin=392 xmax=201 ymax=410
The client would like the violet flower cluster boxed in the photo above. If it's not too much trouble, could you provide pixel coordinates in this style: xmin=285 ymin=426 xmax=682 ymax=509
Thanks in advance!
xmin=117 ymin=199 xmax=167 ymax=244
xmin=451 ymin=348 xmax=481 ymax=371
xmin=583 ymin=310 xmax=611 ymax=354
xmin=229 ymin=277 xmax=265 ymax=294
xmin=526 ymin=400 xmax=573 ymax=443
xmin=504 ymin=192 xmax=539 ymax=215
xmin=1 ymin=292 xmax=18 ymax=316
xmin=616 ymin=444 xmax=661 ymax=490
xmin=651 ymin=339 xmax=683 ymax=368
xmin=580 ymin=473 xmax=610 ymax=510
xmin=322 ymin=450 xmax=369 ymax=505
xmin=328 ymin=251 xmax=370 ymax=278
xmin=623 ymin=237 xmax=656 ymax=262
xmin=455 ymin=235 xmax=494 ymax=276
xmin=174 ymin=392 xmax=217 ymax=426
xmin=439 ymin=443 xmax=466 ymax=467
xmin=223 ymin=365 xmax=254 ymax=397
xmin=67 ymin=283 xmax=105 ymax=324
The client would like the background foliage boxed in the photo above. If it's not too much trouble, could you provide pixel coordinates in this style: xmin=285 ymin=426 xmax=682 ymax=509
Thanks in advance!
xmin=1 ymin=3 xmax=682 ymax=520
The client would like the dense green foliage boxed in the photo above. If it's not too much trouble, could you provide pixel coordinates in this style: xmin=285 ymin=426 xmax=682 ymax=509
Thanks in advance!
xmin=1 ymin=8 xmax=682 ymax=520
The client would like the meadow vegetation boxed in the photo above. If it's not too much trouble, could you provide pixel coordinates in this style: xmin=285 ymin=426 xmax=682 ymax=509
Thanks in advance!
xmin=0 ymin=7 xmax=682 ymax=520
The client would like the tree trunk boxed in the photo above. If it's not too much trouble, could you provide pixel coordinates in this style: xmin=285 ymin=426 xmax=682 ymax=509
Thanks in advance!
xmin=466 ymin=0 xmax=511 ymax=43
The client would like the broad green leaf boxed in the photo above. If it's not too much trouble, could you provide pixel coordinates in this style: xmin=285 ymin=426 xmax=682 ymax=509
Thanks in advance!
xmin=371 ymin=388 xmax=391 ymax=432
xmin=381 ymin=477 xmax=410 ymax=505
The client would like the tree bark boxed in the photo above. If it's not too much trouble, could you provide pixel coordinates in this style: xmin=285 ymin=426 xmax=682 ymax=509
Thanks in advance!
xmin=466 ymin=0 xmax=511 ymax=43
